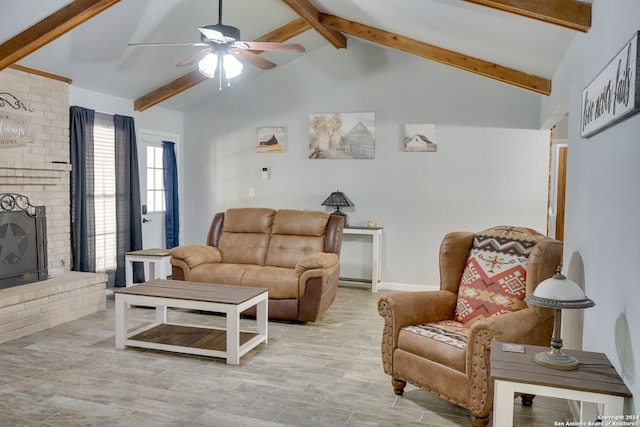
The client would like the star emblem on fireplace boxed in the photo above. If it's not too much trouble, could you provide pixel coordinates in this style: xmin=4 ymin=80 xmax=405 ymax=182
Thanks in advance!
xmin=0 ymin=223 xmax=28 ymax=264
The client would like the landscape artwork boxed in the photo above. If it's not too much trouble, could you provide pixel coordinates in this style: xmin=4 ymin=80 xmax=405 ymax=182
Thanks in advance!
xmin=403 ymin=123 xmax=438 ymax=152
xmin=309 ymin=112 xmax=375 ymax=159
xmin=257 ymin=126 xmax=285 ymax=153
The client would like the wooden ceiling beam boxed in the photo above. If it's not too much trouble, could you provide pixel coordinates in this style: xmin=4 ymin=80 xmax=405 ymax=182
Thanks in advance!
xmin=319 ymin=14 xmax=551 ymax=95
xmin=462 ymin=0 xmax=591 ymax=32
xmin=0 ymin=0 xmax=121 ymax=71
xmin=9 ymin=64 xmax=72 ymax=84
xmin=134 ymin=18 xmax=311 ymax=112
xmin=255 ymin=15 xmax=312 ymax=43
xmin=281 ymin=0 xmax=347 ymax=49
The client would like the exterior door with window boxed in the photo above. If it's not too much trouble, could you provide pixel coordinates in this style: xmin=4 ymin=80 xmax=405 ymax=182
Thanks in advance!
xmin=138 ymin=130 xmax=178 ymax=250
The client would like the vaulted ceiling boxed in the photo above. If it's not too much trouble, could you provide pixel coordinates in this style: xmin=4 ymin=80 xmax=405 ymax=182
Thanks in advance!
xmin=1 ymin=0 xmax=591 ymax=112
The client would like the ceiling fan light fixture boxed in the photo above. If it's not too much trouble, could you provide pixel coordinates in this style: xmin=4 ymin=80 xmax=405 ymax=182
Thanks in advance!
xmin=198 ymin=52 xmax=218 ymax=78
xmin=223 ymin=54 xmax=243 ymax=79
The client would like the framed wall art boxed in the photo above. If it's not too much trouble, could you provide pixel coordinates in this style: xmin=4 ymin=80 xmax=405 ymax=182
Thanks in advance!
xmin=309 ymin=112 xmax=375 ymax=159
xmin=256 ymin=126 xmax=285 ymax=153
xmin=403 ymin=123 xmax=438 ymax=152
xmin=581 ymin=31 xmax=640 ymax=138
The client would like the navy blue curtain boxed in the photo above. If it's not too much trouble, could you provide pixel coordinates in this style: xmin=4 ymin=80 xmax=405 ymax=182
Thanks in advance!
xmin=162 ymin=140 xmax=179 ymax=248
xmin=70 ymin=106 xmax=96 ymax=272
xmin=114 ymin=115 xmax=144 ymax=286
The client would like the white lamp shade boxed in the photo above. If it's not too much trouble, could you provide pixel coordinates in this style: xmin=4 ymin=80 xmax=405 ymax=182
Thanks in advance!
xmin=223 ymin=54 xmax=243 ymax=79
xmin=534 ymin=276 xmax=588 ymax=301
xmin=525 ymin=268 xmax=595 ymax=309
xmin=198 ymin=52 xmax=218 ymax=78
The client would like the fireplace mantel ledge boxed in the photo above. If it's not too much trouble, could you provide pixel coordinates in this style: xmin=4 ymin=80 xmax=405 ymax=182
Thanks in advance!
xmin=0 ymin=160 xmax=71 ymax=172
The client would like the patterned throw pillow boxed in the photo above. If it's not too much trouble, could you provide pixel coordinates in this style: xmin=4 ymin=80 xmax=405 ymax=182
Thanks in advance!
xmin=454 ymin=226 xmax=547 ymax=325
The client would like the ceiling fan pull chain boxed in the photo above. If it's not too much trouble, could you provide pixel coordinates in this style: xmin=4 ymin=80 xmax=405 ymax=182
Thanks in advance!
xmin=218 ymin=54 xmax=223 ymax=91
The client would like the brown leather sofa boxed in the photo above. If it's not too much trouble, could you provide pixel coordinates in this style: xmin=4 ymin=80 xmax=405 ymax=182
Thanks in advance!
xmin=170 ymin=208 xmax=344 ymax=322
xmin=378 ymin=226 xmax=562 ymax=426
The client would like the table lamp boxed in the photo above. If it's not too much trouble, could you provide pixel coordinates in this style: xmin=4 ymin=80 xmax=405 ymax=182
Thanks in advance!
xmin=321 ymin=190 xmax=354 ymax=225
xmin=524 ymin=266 xmax=595 ymax=370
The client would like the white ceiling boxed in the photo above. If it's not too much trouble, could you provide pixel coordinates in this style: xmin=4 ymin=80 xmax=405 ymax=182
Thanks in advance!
xmin=3 ymin=0 xmax=585 ymax=112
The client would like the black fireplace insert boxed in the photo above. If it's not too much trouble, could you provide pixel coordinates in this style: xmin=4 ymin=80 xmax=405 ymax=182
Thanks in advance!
xmin=0 ymin=193 xmax=48 ymax=289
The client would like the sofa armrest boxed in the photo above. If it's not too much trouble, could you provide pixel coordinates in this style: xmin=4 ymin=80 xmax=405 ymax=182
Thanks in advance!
xmin=295 ymin=252 xmax=340 ymax=296
xmin=295 ymin=252 xmax=339 ymax=274
xmin=170 ymin=244 xmax=222 ymax=269
xmin=377 ymin=290 xmax=458 ymax=375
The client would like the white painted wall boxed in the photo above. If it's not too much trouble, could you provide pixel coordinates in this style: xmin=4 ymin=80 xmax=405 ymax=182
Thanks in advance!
xmin=182 ymin=39 xmax=550 ymax=287
xmin=543 ymin=0 xmax=640 ymax=414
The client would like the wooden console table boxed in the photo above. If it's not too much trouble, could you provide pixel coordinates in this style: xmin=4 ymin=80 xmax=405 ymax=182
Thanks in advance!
xmin=341 ymin=226 xmax=383 ymax=292
xmin=491 ymin=342 xmax=632 ymax=426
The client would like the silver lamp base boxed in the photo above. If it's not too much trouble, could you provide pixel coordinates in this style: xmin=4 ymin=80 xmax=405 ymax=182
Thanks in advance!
xmin=534 ymin=348 xmax=579 ymax=370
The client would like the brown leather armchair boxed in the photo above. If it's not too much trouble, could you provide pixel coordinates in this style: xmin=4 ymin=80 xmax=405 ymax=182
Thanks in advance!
xmin=378 ymin=226 xmax=562 ymax=426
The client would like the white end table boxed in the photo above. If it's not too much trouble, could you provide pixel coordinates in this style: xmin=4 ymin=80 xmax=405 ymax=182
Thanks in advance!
xmin=125 ymin=248 xmax=171 ymax=287
xmin=342 ymin=226 xmax=383 ymax=292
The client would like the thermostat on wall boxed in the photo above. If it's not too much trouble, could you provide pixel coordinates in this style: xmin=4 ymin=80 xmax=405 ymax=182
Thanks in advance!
xmin=261 ymin=167 xmax=270 ymax=179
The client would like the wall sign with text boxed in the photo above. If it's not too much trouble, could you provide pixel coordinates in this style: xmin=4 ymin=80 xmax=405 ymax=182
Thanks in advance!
xmin=0 ymin=92 xmax=33 ymax=148
xmin=581 ymin=31 xmax=640 ymax=138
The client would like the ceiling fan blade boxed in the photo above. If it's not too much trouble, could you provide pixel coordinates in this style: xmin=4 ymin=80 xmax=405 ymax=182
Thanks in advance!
xmin=235 ymin=41 xmax=305 ymax=53
xmin=128 ymin=42 xmax=209 ymax=47
xmin=233 ymin=49 xmax=276 ymax=70
xmin=176 ymin=49 xmax=211 ymax=67
xmin=198 ymin=27 xmax=226 ymax=43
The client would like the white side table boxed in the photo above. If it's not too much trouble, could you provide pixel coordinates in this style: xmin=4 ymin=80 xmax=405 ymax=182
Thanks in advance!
xmin=125 ymin=248 xmax=171 ymax=287
xmin=342 ymin=226 xmax=383 ymax=292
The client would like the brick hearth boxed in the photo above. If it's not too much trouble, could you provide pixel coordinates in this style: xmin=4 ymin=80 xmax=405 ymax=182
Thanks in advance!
xmin=0 ymin=272 xmax=107 ymax=343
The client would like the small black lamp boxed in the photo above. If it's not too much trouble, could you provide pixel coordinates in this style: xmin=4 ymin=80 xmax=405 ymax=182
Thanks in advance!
xmin=321 ymin=190 xmax=354 ymax=225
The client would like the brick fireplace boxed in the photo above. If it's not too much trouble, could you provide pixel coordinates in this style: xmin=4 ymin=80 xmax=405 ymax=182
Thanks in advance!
xmin=0 ymin=67 xmax=106 ymax=343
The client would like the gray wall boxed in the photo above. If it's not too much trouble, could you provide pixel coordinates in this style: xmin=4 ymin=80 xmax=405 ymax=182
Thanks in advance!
xmin=182 ymin=38 xmax=550 ymax=287
xmin=544 ymin=0 xmax=640 ymax=414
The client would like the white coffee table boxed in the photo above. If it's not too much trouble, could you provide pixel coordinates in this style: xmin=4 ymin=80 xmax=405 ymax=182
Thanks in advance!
xmin=114 ymin=279 xmax=268 ymax=365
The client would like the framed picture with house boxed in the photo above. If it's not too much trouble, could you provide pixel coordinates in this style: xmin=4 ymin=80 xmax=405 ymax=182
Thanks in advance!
xmin=256 ymin=126 xmax=285 ymax=153
xmin=403 ymin=123 xmax=438 ymax=152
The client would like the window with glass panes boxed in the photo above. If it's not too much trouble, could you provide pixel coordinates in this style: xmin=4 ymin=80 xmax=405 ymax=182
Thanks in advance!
xmin=146 ymin=145 xmax=165 ymax=212
xmin=94 ymin=114 xmax=117 ymax=272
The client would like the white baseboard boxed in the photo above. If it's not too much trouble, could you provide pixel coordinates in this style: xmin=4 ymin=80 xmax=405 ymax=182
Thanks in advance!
xmin=338 ymin=280 xmax=439 ymax=293
xmin=379 ymin=282 xmax=439 ymax=292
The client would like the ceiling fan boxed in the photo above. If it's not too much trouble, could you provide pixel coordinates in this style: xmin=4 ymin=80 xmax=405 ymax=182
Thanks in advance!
xmin=128 ymin=0 xmax=305 ymax=90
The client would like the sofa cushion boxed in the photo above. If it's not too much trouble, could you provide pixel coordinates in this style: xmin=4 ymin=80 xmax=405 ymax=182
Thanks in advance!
xmin=454 ymin=226 xmax=547 ymax=325
xmin=188 ymin=263 xmax=261 ymax=285
xmin=218 ymin=208 xmax=275 ymax=265
xmin=241 ymin=266 xmax=300 ymax=298
xmin=265 ymin=210 xmax=328 ymax=269
xmin=399 ymin=320 xmax=469 ymax=373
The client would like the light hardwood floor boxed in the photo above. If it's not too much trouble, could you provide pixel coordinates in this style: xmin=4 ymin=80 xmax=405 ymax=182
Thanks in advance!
xmin=0 ymin=285 xmax=572 ymax=426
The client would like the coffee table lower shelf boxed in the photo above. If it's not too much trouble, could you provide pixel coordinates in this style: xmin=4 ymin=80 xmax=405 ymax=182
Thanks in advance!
xmin=126 ymin=323 xmax=264 ymax=360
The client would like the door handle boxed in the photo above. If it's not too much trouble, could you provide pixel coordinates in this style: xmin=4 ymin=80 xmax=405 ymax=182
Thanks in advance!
xmin=142 ymin=218 xmax=151 ymax=223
